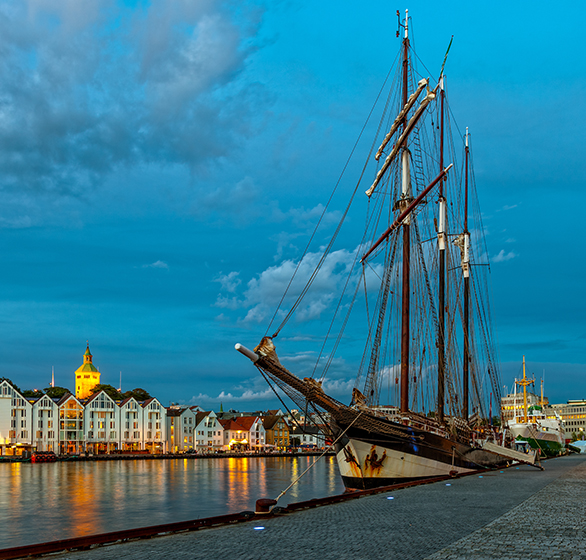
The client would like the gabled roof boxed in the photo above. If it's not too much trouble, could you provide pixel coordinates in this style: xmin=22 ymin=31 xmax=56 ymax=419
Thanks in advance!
xmin=219 ymin=418 xmax=248 ymax=431
xmin=57 ymin=393 xmax=80 ymax=406
xmin=0 ymin=380 xmax=27 ymax=401
xmin=229 ymin=416 xmax=260 ymax=431
xmin=119 ymin=396 xmax=139 ymax=407
xmin=37 ymin=395 xmax=56 ymax=407
xmin=167 ymin=408 xmax=182 ymax=417
xmin=261 ymin=416 xmax=280 ymax=431
xmin=85 ymin=390 xmax=117 ymax=405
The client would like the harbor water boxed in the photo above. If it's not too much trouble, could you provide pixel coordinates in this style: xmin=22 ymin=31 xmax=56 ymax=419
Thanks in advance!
xmin=0 ymin=455 xmax=344 ymax=549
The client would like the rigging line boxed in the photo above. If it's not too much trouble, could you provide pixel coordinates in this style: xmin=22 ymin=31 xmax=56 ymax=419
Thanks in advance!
xmin=258 ymin=368 xmax=310 ymax=435
xmin=312 ymin=250 xmax=362 ymax=380
xmin=273 ymin=410 xmax=365 ymax=504
xmin=364 ymin=241 xmax=395 ymax=403
xmin=267 ymin=56 xmax=399 ymax=338
xmin=360 ymin=233 xmax=399 ymax=397
xmin=359 ymin=230 xmax=399 ymax=393
xmin=362 ymin=264 xmax=371 ymax=335
xmin=320 ymin=269 xmax=363 ymax=381
xmin=471 ymin=273 xmax=500 ymax=400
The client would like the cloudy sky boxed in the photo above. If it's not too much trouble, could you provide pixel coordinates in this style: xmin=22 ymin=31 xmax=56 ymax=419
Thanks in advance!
xmin=0 ymin=0 xmax=584 ymax=409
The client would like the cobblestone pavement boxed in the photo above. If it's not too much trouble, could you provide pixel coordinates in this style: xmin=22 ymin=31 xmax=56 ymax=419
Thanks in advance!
xmin=54 ymin=455 xmax=585 ymax=560
xmin=425 ymin=456 xmax=586 ymax=560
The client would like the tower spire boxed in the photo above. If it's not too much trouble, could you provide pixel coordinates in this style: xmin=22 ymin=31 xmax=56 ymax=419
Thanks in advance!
xmin=76 ymin=342 xmax=100 ymax=399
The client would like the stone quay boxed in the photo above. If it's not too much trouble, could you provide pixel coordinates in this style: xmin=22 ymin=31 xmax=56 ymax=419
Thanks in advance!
xmin=51 ymin=454 xmax=586 ymax=560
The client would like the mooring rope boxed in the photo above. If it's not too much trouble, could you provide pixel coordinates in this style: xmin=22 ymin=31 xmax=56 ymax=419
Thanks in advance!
xmin=273 ymin=411 xmax=364 ymax=504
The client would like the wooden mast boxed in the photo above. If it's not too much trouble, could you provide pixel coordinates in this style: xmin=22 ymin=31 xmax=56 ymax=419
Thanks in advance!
xmin=437 ymin=75 xmax=446 ymax=423
xmin=462 ymin=127 xmax=470 ymax=419
xmin=399 ymin=10 xmax=411 ymax=413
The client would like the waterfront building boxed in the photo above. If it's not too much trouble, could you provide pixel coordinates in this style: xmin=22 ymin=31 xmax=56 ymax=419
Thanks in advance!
xmin=58 ymin=394 xmax=85 ymax=455
xmin=119 ymin=397 xmax=142 ymax=451
xmin=262 ymin=415 xmax=290 ymax=450
xmin=167 ymin=406 xmax=196 ymax=453
xmin=32 ymin=393 xmax=59 ymax=452
xmin=194 ymin=410 xmax=223 ymax=452
xmin=548 ymin=400 xmax=586 ymax=440
xmin=0 ymin=380 xmax=33 ymax=455
xmin=75 ymin=344 xmax=101 ymax=400
xmin=290 ymin=425 xmax=328 ymax=448
xmin=220 ymin=415 xmax=266 ymax=450
xmin=85 ymin=390 xmax=119 ymax=454
xmin=167 ymin=408 xmax=184 ymax=453
xmin=142 ymin=397 xmax=166 ymax=454
xmin=243 ymin=416 xmax=266 ymax=450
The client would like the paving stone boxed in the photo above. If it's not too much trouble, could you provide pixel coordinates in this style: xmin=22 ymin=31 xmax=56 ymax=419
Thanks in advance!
xmin=53 ymin=455 xmax=586 ymax=560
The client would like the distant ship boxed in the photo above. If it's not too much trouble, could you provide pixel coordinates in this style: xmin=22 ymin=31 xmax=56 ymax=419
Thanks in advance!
xmin=237 ymin=10 xmax=511 ymax=490
xmin=507 ymin=356 xmax=565 ymax=457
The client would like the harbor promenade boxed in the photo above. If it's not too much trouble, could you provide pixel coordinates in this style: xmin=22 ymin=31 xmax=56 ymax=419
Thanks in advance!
xmin=53 ymin=454 xmax=586 ymax=560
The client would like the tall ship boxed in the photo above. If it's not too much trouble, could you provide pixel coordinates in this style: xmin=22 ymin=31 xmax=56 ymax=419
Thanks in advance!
xmin=507 ymin=357 xmax=565 ymax=457
xmin=237 ymin=11 xmax=509 ymax=490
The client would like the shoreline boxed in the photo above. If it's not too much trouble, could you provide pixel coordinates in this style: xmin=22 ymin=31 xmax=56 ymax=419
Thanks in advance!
xmin=0 ymin=450 xmax=333 ymax=463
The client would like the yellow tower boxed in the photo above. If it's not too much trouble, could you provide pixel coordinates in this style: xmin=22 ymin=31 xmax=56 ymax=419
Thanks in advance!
xmin=75 ymin=343 xmax=101 ymax=399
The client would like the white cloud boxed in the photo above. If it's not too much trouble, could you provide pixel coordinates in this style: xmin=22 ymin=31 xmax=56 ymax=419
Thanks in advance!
xmin=215 ymin=243 xmax=385 ymax=327
xmin=322 ymin=378 xmax=354 ymax=396
xmin=143 ymin=260 xmax=169 ymax=269
xmin=224 ymin=247 xmax=357 ymax=324
xmin=215 ymin=271 xmax=241 ymax=293
xmin=492 ymin=249 xmax=518 ymax=263
xmin=189 ymin=387 xmax=275 ymax=404
xmin=271 ymin=203 xmax=341 ymax=228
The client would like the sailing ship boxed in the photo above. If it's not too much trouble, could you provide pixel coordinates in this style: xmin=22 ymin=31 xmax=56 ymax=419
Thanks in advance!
xmin=507 ymin=357 xmax=565 ymax=457
xmin=236 ymin=10 xmax=510 ymax=490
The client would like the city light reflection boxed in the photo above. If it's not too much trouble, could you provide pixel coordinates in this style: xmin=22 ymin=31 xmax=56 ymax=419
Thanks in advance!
xmin=0 ymin=456 xmax=344 ymax=549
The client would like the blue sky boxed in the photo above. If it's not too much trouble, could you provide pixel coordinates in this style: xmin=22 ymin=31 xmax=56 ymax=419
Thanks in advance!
xmin=0 ymin=1 xmax=584 ymax=409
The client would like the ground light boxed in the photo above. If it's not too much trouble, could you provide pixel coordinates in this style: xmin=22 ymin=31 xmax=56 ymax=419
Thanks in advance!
xmin=254 ymin=527 xmax=265 ymax=531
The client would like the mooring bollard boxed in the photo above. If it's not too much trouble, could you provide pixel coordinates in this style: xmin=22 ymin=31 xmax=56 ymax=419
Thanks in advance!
xmin=255 ymin=498 xmax=277 ymax=514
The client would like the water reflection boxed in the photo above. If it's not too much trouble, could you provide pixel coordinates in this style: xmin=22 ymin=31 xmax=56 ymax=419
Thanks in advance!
xmin=0 ymin=456 xmax=343 ymax=549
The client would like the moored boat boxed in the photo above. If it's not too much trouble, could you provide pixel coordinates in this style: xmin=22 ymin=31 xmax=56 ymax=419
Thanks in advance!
xmin=507 ymin=357 xmax=565 ymax=458
xmin=237 ymin=10 xmax=511 ymax=490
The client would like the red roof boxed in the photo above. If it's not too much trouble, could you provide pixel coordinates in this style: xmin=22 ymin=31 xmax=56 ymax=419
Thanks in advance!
xmin=232 ymin=416 xmax=259 ymax=431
